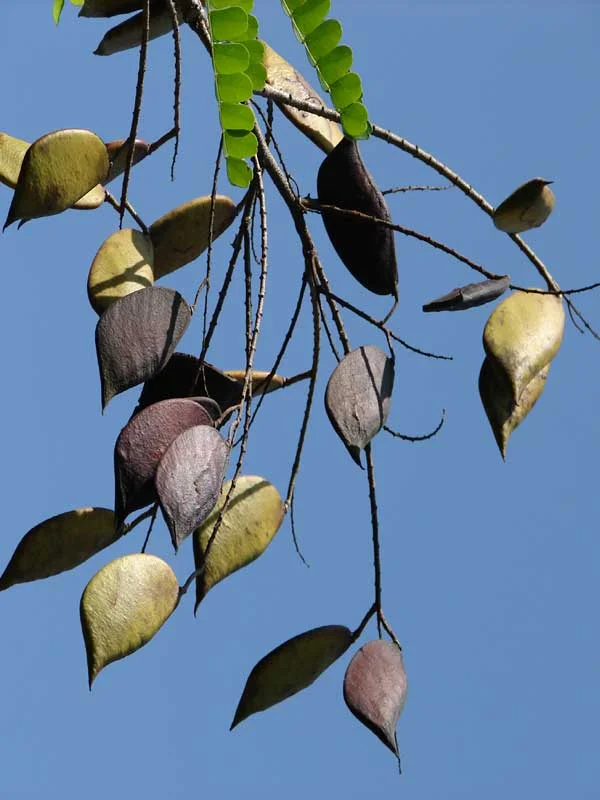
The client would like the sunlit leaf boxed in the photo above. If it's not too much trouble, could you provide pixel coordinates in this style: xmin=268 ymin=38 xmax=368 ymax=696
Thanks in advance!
xmin=80 ymin=553 xmax=179 ymax=686
xmin=149 ymin=195 xmax=237 ymax=279
xmin=114 ymin=398 xmax=214 ymax=529
xmin=94 ymin=4 xmax=182 ymax=56
xmin=3 ymin=129 xmax=109 ymax=228
xmin=231 ymin=625 xmax=352 ymax=728
xmin=325 ymin=345 xmax=394 ymax=466
xmin=135 ymin=354 xmax=243 ymax=416
xmin=53 ymin=0 xmax=65 ymax=25
xmin=304 ymin=19 xmax=342 ymax=60
xmin=193 ymin=476 xmax=284 ymax=609
xmin=155 ymin=425 xmax=229 ymax=550
xmin=339 ymin=103 xmax=370 ymax=139
xmin=223 ymin=131 xmax=257 ymax=159
xmin=479 ymin=357 xmax=549 ymax=459
xmin=343 ymin=640 xmax=408 ymax=758
xmin=87 ymin=228 xmax=154 ymax=313
xmin=0 ymin=508 xmax=117 ymax=590
xmin=483 ymin=290 xmax=564 ymax=403
xmin=263 ymin=43 xmax=343 ymax=153
xmin=219 ymin=102 xmax=255 ymax=131
xmin=292 ymin=0 xmax=330 ymax=37
xmin=329 ymin=72 xmax=362 ymax=110
xmin=317 ymin=137 xmax=397 ymax=297
xmin=216 ymin=73 xmax=254 ymax=104
xmin=210 ymin=6 xmax=248 ymax=40
xmin=422 ymin=275 xmax=511 ymax=313
xmin=95 ymin=286 xmax=191 ymax=409
xmin=213 ymin=42 xmax=250 ymax=74
xmin=226 ymin=156 xmax=253 ymax=188
xmin=316 ymin=44 xmax=352 ymax=85
xmin=210 ymin=0 xmax=252 ymax=10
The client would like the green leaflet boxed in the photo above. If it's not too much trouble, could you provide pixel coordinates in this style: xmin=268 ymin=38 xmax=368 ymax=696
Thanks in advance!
xmin=53 ymin=0 xmax=84 ymax=24
xmin=207 ymin=1 xmax=266 ymax=188
xmin=280 ymin=0 xmax=370 ymax=139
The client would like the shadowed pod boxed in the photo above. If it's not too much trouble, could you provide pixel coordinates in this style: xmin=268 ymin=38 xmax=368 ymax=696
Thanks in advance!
xmin=317 ymin=137 xmax=398 ymax=298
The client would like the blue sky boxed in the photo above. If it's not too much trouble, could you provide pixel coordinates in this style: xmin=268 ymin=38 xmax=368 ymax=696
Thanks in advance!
xmin=1 ymin=2 xmax=599 ymax=798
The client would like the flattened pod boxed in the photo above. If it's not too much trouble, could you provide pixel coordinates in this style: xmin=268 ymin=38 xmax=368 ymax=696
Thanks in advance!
xmin=344 ymin=639 xmax=408 ymax=758
xmin=317 ymin=137 xmax=398 ymax=298
xmin=479 ymin=357 xmax=549 ymax=459
xmin=493 ymin=178 xmax=555 ymax=234
xmin=423 ymin=275 xmax=510 ymax=313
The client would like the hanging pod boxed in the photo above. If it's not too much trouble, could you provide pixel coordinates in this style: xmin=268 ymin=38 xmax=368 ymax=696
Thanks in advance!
xmin=317 ymin=137 xmax=398 ymax=298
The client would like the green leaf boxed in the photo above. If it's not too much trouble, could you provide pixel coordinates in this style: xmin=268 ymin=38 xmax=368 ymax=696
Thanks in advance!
xmin=219 ymin=102 xmax=255 ymax=130
xmin=217 ymin=72 xmax=254 ymax=103
xmin=244 ymin=39 xmax=264 ymax=62
xmin=317 ymin=45 xmax=352 ymax=84
xmin=224 ymin=130 xmax=258 ymax=159
xmin=213 ymin=42 xmax=250 ymax=74
xmin=293 ymin=0 xmax=330 ymax=37
xmin=210 ymin=7 xmax=248 ymax=41
xmin=279 ymin=3 xmax=369 ymax=140
xmin=245 ymin=61 xmax=267 ymax=91
xmin=304 ymin=19 xmax=342 ymax=60
xmin=329 ymin=72 xmax=363 ymax=109
xmin=210 ymin=0 xmax=253 ymax=10
xmin=340 ymin=103 xmax=370 ymax=138
xmin=53 ymin=0 xmax=65 ymax=24
xmin=226 ymin=156 xmax=253 ymax=187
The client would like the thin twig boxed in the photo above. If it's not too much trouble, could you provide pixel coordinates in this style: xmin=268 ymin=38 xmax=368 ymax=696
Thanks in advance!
xmin=319 ymin=287 xmax=453 ymax=361
xmin=196 ymin=136 xmax=224 ymax=314
xmin=365 ymin=444 xmax=383 ymax=637
xmin=141 ymin=504 xmax=159 ymax=553
xmin=164 ymin=0 xmax=182 ymax=180
xmin=350 ymin=603 xmax=377 ymax=643
xmin=119 ymin=0 xmax=149 ymax=226
xmin=383 ymin=184 xmax=453 ymax=195
xmin=384 ymin=409 xmax=446 ymax=443
xmin=104 ymin=190 xmax=148 ymax=233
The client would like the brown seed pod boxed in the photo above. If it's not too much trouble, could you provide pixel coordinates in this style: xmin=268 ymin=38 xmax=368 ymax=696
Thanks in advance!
xmin=317 ymin=137 xmax=398 ymax=298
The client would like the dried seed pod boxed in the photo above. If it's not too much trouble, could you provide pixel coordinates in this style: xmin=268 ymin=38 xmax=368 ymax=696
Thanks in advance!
xmin=317 ymin=137 xmax=398 ymax=298
xmin=493 ymin=178 xmax=555 ymax=234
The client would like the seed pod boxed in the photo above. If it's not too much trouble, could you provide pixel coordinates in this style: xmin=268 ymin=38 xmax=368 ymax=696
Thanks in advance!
xmin=493 ymin=178 xmax=555 ymax=234
xmin=317 ymin=137 xmax=398 ymax=298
